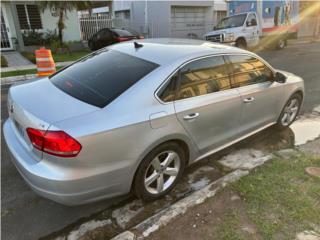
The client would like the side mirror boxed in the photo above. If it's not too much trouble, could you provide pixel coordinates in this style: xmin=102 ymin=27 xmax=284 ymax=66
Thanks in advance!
xmin=275 ymin=72 xmax=286 ymax=83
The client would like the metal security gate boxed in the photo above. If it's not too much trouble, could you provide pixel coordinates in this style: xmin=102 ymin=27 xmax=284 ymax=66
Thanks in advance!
xmin=1 ymin=7 xmax=13 ymax=50
xmin=171 ymin=6 xmax=207 ymax=39
xmin=79 ymin=15 xmax=129 ymax=41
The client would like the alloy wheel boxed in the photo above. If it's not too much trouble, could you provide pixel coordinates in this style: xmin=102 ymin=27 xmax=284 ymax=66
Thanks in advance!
xmin=281 ymin=98 xmax=299 ymax=126
xmin=144 ymin=151 xmax=181 ymax=195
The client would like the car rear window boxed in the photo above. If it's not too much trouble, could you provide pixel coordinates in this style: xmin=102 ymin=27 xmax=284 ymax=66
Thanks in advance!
xmin=50 ymin=50 xmax=159 ymax=108
xmin=112 ymin=29 xmax=134 ymax=37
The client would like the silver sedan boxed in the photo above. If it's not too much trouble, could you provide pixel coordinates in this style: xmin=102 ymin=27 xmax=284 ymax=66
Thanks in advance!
xmin=3 ymin=39 xmax=304 ymax=205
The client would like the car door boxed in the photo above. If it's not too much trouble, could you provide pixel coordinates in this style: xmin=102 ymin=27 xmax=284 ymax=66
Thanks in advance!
xmin=244 ymin=13 xmax=259 ymax=47
xmin=226 ymin=54 xmax=284 ymax=135
xmin=173 ymin=55 xmax=243 ymax=154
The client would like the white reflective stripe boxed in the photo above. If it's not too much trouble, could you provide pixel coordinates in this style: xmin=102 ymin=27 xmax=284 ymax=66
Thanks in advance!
xmin=36 ymin=57 xmax=51 ymax=61
xmin=37 ymin=67 xmax=55 ymax=71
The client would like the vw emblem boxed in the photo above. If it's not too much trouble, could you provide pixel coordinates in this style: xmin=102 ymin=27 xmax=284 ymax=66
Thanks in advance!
xmin=9 ymin=104 xmax=14 ymax=114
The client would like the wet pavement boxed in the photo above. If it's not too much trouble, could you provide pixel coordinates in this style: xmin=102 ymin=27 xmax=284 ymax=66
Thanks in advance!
xmin=1 ymin=42 xmax=320 ymax=240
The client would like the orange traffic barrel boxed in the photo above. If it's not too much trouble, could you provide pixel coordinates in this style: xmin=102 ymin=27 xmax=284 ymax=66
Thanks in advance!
xmin=35 ymin=47 xmax=56 ymax=77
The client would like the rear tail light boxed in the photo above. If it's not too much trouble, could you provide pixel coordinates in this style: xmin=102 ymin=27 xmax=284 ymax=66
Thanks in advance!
xmin=26 ymin=128 xmax=82 ymax=157
xmin=116 ymin=37 xmax=130 ymax=42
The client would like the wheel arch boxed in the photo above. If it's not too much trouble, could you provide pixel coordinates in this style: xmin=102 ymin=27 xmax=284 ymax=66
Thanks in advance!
xmin=235 ymin=36 xmax=247 ymax=44
xmin=130 ymin=135 xmax=196 ymax=191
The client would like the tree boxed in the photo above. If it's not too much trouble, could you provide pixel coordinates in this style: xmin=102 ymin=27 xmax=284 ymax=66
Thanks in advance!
xmin=38 ymin=1 xmax=92 ymax=45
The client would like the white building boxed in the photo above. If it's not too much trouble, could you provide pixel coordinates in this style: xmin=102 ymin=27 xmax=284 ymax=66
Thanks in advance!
xmin=1 ymin=1 xmax=81 ymax=51
xmin=113 ymin=0 xmax=227 ymax=39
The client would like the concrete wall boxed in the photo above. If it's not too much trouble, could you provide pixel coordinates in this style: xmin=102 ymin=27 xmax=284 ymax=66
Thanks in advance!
xmin=112 ymin=0 xmax=226 ymax=38
xmin=40 ymin=8 xmax=81 ymax=42
xmin=1 ymin=1 xmax=81 ymax=50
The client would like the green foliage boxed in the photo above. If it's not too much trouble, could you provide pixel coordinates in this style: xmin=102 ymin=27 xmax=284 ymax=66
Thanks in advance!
xmin=37 ymin=1 xmax=92 ymax=44
xmin=232 ymin=153 xmax=320 ymax=239
xmin=22 ymin=29 xmax=59 ymax=46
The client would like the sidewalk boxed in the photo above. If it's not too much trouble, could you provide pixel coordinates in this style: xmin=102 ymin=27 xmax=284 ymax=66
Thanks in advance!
xmin=1 ymin=51 xmax=32 ymax=67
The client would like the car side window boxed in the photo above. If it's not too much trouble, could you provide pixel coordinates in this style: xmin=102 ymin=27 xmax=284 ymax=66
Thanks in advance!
xmin=246 ymin=13 xmax=257 ymax=26
xmin=159 ymin=74 xmax=178 ymax=102
xmin=176 ymin=56 xmax=231 ymax=100
xmin=228 ymin=55 xmax=274 ymax=88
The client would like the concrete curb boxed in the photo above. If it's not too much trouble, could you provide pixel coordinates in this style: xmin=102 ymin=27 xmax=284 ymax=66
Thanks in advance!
xmin=111 ymin=153 xmax=280 ymax=239
xmin=111 ymin=169 xmax=261 ymax=239
xmin=1 ymin=74 xmax=38 ymax=85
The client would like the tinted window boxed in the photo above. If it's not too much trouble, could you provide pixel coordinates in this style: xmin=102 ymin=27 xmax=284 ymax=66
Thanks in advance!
xmin=50 ymin=50 xmax=159 ymax=108
xmin=229 ymin=55 xmax=274 ymax=88
xmin=159 ymin=74 xmax=178 ymax=102
xmin=177 ymin=56 xmax=231 ymax=100
xmin=112 ymin=29 xmax=134 ymax=37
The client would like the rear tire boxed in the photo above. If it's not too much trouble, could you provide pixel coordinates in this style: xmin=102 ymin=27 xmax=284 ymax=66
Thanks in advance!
xmin=276 ymin=38 xmax=287 ymax=50
xmin=88 ymin=40 xmax=95 ymax=51
xmin=133 ymin=142 xmax=186 ymax=202
xmin=275 ymin=93 xmax=302 ymax=129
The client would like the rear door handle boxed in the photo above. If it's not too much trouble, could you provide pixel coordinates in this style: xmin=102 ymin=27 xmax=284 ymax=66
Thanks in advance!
xmin=183 ymin=112 xmax=200 ymax=120
xmin=243 ymin=97 xmax=255 ymax=103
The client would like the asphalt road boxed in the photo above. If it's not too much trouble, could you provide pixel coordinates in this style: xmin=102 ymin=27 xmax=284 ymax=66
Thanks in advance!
xmin=1 ymin=42 xmax=320 ymax=240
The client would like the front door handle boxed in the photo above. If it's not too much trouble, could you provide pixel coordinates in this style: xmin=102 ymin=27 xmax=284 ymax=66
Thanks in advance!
xmin=243 ymin=97 xmax=255 ymax=103
xmin=183 ymin=112 xmax=200 ymax=120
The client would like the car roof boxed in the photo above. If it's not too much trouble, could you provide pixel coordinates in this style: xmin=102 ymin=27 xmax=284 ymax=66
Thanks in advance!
xmin=108 ymin=38 xmax=248 ymax=65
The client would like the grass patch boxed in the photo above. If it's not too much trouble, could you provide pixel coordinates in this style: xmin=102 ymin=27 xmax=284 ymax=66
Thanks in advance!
xmin=1 ymin=66 xmax=64 ymax=78
xmin=231 ymin=153 xmax=320 ymax=239
xmin=53 ymin=50 xmax=91 ymax=62
xmin=213 ymin=210 xmax=247 ymax=240
xmin=1 ymin=55 xmax=8 ymax=67
xmin=21 ymin=50 xmax=91 ymax=64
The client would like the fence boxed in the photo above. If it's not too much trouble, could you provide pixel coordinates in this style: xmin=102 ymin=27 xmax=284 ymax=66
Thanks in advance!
xmin=79 ymin=15 xmax=130 ymax=41
xmin=79 ymin=15 xmax=216 ymax=41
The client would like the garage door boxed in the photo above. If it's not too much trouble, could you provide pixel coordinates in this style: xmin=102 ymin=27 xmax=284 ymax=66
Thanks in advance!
xmin=171 ymin=6 xmax=207 ymax=39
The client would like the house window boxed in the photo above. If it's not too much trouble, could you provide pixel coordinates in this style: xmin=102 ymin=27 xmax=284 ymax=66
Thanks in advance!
xmin=16 ymin=4 xmax=42 ymax=30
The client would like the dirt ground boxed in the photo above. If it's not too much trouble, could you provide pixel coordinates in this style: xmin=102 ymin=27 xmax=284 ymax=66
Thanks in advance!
xmin=146 ymin=188 xmax=260 ymax=240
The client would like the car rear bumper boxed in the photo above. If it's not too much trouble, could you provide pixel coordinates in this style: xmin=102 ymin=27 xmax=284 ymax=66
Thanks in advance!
xmin=3 ymin=119 xmax=133 ymax=205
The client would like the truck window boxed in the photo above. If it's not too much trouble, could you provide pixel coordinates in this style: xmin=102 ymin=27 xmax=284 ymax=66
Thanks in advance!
xmin=246 ymin=13 xmax=257 ymax=27
xmin=216 ymin=13 xmax=247 ymax=30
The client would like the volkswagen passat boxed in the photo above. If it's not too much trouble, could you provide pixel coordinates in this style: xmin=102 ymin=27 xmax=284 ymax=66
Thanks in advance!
xmin=3 ymin=39 xmax=304 ymax=205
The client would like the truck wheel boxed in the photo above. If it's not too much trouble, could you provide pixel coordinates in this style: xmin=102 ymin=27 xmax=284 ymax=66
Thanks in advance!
xmin=235 ymin=38 xmax=247 ymax=49
xmin=276 ymin=38 xmax=286 ymax=50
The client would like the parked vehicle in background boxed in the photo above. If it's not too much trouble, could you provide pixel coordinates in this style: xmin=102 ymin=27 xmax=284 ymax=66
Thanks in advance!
xmin=3 ymin=39 xmax=304 ymax=205
xmin=88 ymin=28 xmax=144 ymax=50
xmin=205 ymin=1 xmax=299 ymax=49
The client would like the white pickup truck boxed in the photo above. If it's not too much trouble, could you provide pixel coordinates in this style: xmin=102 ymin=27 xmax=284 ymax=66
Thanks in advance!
xmin=205 ymin=1 xmax=299 ymax=50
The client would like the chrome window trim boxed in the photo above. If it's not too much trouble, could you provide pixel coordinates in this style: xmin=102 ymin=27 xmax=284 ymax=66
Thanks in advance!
xmin=154 ymin=52 xmax=276 ymax=105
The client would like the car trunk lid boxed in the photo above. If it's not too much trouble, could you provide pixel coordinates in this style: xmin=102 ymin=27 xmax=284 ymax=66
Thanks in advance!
xmin=8 ymin=78 xmax=99 ymax=160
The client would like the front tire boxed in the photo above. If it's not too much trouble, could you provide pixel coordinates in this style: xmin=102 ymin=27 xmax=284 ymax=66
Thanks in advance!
xmin=133 ymin=142 xmax=186 ymax=202
xmin=235 ymin=38 xmax=247 ymax=49
xmin=276 ymin=93 xmax=302 ymax=129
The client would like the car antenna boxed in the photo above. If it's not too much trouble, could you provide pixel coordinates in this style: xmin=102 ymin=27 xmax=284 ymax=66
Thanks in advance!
xmin=134 ymin=42 xmax=143 ymax=49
